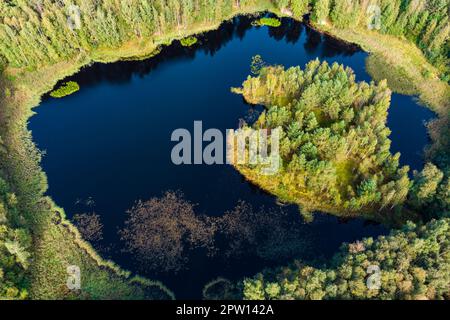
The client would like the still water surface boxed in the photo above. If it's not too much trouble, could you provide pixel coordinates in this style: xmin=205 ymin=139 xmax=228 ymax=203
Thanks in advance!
xmin=29 ymin=17 xmax=434 ymax=298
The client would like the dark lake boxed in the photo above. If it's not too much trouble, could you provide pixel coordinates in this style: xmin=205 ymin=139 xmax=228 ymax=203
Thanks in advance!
xmin=29 ymin=16 xmax=434 ymax=298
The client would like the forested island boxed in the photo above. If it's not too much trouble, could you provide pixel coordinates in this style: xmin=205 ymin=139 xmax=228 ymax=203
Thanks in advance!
xmin=0 ymin=0 xmax=448 ymax=301
xmin=233 ymin=60 xmax=412 ymax=220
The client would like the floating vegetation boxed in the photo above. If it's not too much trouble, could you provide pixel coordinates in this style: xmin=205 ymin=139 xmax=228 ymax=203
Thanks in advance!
xmin=202 ymin=278 xmax=236 ymax=300
xmin=180 ymin=36 xmax=198 ymax=47
xmin=72 ymin=213 xmax=103 ymax=242
xmin=50 ymin=81 xmax=80 ymax=98
xmin=250 ymin=54 xmax=266 ymax=75
xmin=252 ymin=17 xmax=282 ymax=27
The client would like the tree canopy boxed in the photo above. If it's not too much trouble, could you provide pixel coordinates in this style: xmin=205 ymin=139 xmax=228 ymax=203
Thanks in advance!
xmin=1 ymin=1 xmax=448 ymax=82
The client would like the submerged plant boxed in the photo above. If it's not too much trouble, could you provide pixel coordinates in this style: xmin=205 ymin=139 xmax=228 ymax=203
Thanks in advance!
xmin=120 ymin=191 xmax=215 ymax=273
xmin=50 ymin=81 xmax=80 ymax=98
xmin=203 ymin=278 xmax=236 ymax=300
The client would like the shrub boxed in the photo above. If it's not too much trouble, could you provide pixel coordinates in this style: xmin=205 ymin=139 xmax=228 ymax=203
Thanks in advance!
xmin=242 ymin=218 xmax=450 ymax=300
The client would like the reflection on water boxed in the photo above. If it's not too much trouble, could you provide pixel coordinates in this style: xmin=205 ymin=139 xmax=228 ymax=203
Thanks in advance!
xmin=30 ymin=15 xmax=432 ymax=298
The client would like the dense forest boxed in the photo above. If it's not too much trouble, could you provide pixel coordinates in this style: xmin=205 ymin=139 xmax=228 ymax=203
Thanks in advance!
xmin=0 ymin=0 xmax=448 ymax=300
xmin=234 ymin=60 xmax=418 ymax=218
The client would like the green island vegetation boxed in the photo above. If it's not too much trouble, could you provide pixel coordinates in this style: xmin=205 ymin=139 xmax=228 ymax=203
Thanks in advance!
xmin=240 ymin=217 xmax=450 ymax=300
xmin=254 ymin=17 xmax=282 ymax=27
xmin=0 ymin=0 xmax=448 ymax=300
xmin=180 ymin=36 xmax=198 ymax=47
xmin=233 ymin=59 xmax=413 ymax=220
xmin=49 ymin=81 xmax=80 ymax=98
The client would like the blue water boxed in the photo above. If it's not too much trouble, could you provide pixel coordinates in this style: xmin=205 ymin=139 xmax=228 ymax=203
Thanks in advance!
xmin=28 ymin=17 xmax=433 ymax=298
